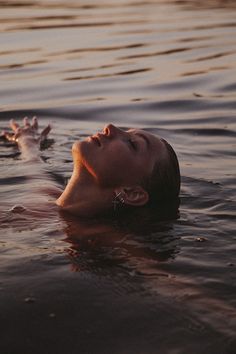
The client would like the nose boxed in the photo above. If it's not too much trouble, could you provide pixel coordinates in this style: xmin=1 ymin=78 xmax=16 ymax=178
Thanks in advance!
xmin=103 ymin=124 xmax=125 ymax=138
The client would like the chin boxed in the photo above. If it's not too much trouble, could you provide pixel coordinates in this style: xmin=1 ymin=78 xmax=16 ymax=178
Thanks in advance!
xmin=55 ymin=195 xmax=65 ymax=208
xmin=72 ymin=140 xmax=82 ymax=154
xmin=72 ymin=140 xmax=89 ymax=163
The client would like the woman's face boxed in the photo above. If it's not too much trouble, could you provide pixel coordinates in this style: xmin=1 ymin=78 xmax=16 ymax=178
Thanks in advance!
xmin=72 ymin=124 xmax=167 ymax=188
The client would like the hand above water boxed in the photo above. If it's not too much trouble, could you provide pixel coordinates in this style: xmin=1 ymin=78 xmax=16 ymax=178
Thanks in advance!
xmin=1 ymin=116 xmax=51 ymax=146
xmin=1 ymin=117 xmax=51 ymax=161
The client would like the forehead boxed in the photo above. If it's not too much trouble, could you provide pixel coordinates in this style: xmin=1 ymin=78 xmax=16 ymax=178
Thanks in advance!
xmin=128 ymin=128 xmax=168 ymax=166
xmin=127 ymin=128 xmax=163 ymax=147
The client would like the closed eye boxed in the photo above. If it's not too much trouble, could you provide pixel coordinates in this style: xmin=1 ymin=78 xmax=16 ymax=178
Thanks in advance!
xmin=128 ymin=138 xmax=137 ymax=150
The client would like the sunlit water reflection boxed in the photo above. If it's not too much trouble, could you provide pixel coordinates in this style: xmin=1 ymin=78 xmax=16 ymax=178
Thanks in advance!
xmin=0 ymin=1 xmax=236 ymax=353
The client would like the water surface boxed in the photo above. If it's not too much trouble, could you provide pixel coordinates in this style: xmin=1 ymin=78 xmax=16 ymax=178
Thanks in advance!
xmin=0 ymin=1 xmax=236 ymax=353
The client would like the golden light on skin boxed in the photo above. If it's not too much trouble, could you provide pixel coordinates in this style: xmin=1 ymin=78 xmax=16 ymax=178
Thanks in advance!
xmin=55 ymin=123 xmax=174 ymax=217
xmin=72 ymin=140 xmax=100 ymax=182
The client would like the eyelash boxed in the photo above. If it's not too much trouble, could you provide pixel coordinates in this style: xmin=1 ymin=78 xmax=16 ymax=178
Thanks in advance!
xmin=128 ymin=139 xmax=137 ymax=150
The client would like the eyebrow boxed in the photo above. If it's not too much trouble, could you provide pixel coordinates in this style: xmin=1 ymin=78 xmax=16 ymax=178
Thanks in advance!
xmin=134 ymin=133 xmax=150 ymax=149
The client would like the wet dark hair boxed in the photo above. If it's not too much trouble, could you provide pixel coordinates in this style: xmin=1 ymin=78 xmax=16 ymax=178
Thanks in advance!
xmin=112 ymin=137 xmax=180 ymax=222
xmin=142 ymin=138 xmax=181 ymax=206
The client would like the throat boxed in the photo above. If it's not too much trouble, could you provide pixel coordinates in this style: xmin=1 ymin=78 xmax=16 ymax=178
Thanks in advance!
xmin=55 ymin=169 xmax=113 ymax=217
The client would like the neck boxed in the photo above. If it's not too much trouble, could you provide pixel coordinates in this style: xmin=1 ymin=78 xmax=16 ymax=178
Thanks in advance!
xmin=56 ymin=165 xmax=113 ymax=217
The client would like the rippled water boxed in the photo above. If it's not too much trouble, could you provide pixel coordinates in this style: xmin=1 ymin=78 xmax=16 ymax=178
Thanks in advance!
xmin=0 ymin=1 xmax=236 ymax=353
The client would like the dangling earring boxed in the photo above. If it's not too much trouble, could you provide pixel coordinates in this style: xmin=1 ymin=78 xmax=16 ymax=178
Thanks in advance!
xmin=112 ymin=191 xmax=125 ymax=212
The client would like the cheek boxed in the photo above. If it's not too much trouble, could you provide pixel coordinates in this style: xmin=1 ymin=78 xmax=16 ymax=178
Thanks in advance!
xmin=94 ymin=146 xmax=132 ymax=185
xmin=79 ymin=141 xmax=148 ymax=186
xmin=99 ymin=154 xmax=129 ymax=185
xmin=99 ymin=152 xmax=145 ymax=186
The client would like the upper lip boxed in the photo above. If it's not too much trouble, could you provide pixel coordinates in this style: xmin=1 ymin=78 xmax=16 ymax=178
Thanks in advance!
xmin=91 ymin=134 xmax=102 ymax=146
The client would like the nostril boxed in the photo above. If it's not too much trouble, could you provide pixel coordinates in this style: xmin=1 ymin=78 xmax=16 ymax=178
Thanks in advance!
xmin=103 ymin=125 xmax=110 ymax=136
xmin=103 ymin=124 xmax=117 ymax=137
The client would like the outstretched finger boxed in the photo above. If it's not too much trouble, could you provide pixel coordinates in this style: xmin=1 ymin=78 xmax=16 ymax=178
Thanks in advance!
xmin=32 ymin=116 xmax=38 ymax=130
xmin=10 ymin=119 xmax=19 ymax=132
xmin=0 ymin=130 xmax=8 ymax=139
xmin=23 ymin=116 xmax=30 ymax=127
xmin=2 ymin=131 xmax=16 ymax=142
xmin=41 ymin=124 xmax=51 ymax=138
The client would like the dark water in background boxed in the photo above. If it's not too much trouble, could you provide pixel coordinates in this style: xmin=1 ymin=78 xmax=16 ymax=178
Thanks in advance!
xmin=0 ymin=1 xmax=236 ymax=353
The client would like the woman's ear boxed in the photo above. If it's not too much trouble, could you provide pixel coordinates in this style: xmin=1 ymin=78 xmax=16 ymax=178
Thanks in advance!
xmin=114 ymin=186 xmax=149 ymax=206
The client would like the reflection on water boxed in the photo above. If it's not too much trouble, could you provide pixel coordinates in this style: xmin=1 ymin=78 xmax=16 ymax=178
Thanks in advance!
xmin=62 ymin=211 xmax=179 ymax=273
xmin=0 ymin=1 xmax=236 ymax=353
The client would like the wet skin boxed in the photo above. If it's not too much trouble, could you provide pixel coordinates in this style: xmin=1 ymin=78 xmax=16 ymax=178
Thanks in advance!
xmin=73 ymin=124 xmax=167 ymax=187
xmin=56 ymin=124 xmax=168 ymax=216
